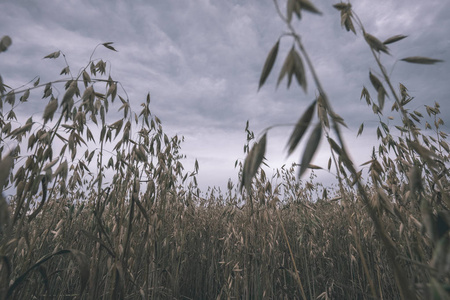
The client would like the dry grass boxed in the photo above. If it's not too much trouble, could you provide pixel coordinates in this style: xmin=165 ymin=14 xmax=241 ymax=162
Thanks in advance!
xmin=1 ymin=163 xmax=447 ymax=299
xmin=1 ymin=2 xmax=450 ymax=299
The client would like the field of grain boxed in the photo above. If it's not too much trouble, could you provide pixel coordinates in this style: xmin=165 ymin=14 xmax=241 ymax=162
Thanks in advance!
xmin=1 ymin=84 xmax=448 ymax=298
xmin=1 ymin=2 xmax=449 ymax=299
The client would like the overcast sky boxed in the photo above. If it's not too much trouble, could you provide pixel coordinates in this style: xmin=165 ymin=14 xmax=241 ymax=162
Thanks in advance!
xmin=1 ymin=0 xmax=449 ymax=192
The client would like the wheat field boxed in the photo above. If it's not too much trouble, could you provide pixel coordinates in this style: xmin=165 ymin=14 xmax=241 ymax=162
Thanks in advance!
xmin=1 ymin=2 xmax=449 ymax=299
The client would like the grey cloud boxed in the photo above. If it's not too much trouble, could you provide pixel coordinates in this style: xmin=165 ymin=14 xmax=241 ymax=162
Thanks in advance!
xmin=0 ymin=0 xmax=449 ymax=190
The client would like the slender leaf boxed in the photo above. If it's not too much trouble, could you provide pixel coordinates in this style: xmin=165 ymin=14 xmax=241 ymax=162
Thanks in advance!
xmin=286 ymin=100 xmax=316 ymax=156
xmin=43 ymin=51 xmax=60 ymax=59
xmin=378 ymin=87 xmax=386 ymax=110
xmin=102 ymin=42 xmax=118 ymax=52
xmin=369 ymin=72 xmax=387 ymax=110
xmin=241 ymin=133 xmax=267 ymax=192
xmin=400 ymin=56 xmax=443 ymax=65
xmin=107 ymin=82 xmax=117 ymax=102
xmin=277 ymin=48 xmax=294 ymax=88
xmin=298 ymin=0 xmax=322 ymax=15
xmin=292 ymin=49 xmax=307 ymax=92
xmin=259 ymin=40 xmax=279 ymax=90
xmin=299 ymin=123 xmax=322 ymax=178
xmin=383 ymin=34 xmax=407 ymax=45
xmin=357 ymin=122 xmax=364 ymax=137
xmin=360 ymin=86 xmax=371 ymax=105
xmin=287 ymin=0 xmax=297 ymax=22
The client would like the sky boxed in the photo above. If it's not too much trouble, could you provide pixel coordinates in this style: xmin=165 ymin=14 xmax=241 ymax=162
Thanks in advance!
xmin=1 ymin=0 xmax=449 ymax=193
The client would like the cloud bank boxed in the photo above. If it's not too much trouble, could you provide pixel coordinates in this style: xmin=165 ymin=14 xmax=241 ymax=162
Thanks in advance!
xmin=1 ymin=0 xmax=449 ymax=191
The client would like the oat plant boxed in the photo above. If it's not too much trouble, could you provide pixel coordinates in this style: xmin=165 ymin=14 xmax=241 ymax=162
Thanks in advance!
xmin=242 ymin=1 xmax=449 ymax=299
xmin=0 ymin=2 xmax=449 ymax=298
